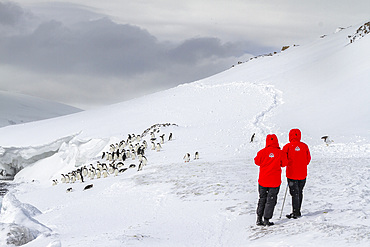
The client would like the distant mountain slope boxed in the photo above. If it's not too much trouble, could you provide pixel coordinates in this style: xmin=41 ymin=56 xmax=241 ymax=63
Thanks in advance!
xmin=0 ymin=91 xmax=82 ymax=128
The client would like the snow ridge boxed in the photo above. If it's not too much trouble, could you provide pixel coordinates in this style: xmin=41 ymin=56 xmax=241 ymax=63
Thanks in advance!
xmin=0 ymin=134 xmax=79 ymax=179
xmin=0 ymin=193 xmax=52 ymax=246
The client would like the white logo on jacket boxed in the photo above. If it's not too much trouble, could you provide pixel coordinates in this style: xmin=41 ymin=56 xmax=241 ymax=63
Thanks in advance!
xmin=295 ymin=146 xmax=300 ymax=151
xmin=269 ymin=153 xmax=274 ymax=158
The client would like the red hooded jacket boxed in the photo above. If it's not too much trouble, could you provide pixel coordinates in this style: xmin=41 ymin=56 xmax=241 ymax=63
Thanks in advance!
xmin=254 ymin=134 xmax=288 ymax=187
xmin=283 ymin=129 xmax=311 ymax=180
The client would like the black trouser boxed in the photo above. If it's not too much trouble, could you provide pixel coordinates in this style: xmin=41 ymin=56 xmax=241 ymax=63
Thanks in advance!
xmin=256 ymin=185 xmax=280 ymax=220
xmin=287 ymin=178 xmax=306 ymax=216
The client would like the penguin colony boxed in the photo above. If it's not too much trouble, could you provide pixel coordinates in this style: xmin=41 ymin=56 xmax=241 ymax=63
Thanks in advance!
xmin=54 ymin=123 xmax=177 ymax=190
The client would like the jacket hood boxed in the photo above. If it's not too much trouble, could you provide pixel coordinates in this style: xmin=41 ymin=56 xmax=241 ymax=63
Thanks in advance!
xmin=266 ymin=134 xmax=280 ymax=148
xmin=289 ymin=129 xmax=301 ymax=142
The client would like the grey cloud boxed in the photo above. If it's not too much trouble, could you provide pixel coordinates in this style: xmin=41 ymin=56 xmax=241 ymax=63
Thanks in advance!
xmin=0 ymin=16 xmax=261 ymax=77
xmin=169 ymin=37 xmax=247 ymax=64
xmin=0 ymin=2 xmax=23 ymax=26
xmin=0 ymin=18 xmax=159 ymax=75
xmin=0 ymin=1 xmax=272 ymax=108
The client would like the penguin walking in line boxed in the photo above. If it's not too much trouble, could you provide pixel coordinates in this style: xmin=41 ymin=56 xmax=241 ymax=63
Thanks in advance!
xmin=156 ymin=143 xmax=162 ymax=152
xmin=82 ymin=166 xmax=88 ymax=177
xmin=102 ymin=169 xmax=108 ymax=178
xmin=160 ymin=134 xmax=165 ymax=144
xmin=96 ymin=169 xmax=101 ymax=179
xmin=65 ymin=174 xmax=70 ymax=183
xmin=61 ymin=174 xmax=66 ymax=183
xmin=139 ymin=155 xmax=148 ymax=166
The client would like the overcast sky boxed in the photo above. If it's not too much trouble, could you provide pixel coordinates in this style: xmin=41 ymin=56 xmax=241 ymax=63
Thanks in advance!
xmin=0 ymin=0 xmax=369 ymax=109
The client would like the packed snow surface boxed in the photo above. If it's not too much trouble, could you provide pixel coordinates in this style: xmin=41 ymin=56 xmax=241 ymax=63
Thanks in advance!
xmin=0 ymin=23 xmax=369 ymax=246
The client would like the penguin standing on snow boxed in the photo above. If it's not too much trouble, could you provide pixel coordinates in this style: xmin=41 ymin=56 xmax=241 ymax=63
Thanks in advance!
xmin=184 ymin=153 xmax=190 ymax=163
xmin=114 ymin=167 xmax=119 ymax=176
xmin=65 ymin=174 xmax=70 ymax=183
xmin=61 ymin=174 xmax=66 ymax=183
xmin=82 ymin=166 xmax=88 ymax=177
xmin=321 ymin=135 xmax=333 ymax=146
xmin=77 ymin=170 xmax=84 ymax=183
xmin=89 ymin=168 xmax=96 ymax=180
xmin=139 ymin=155 xmax=148 ymax=166
xmin=250 ymin=133 xmax=256 ymax=143
xmin=150 ymin=132 xmax=156 ymax=140
xmin=102 ymin=169 xmax=108 ymax=178
xmin=160 ymin=134 xmax=165 ymax=144
xmin=121 ymin=151 xmax=127 ymax=162
xmin=194 ymin=152 xmax=199 ymax=160
xmin=156 ymin=143 xmax=162 ymax=152
xmin=108 ymin=164 xmax=115 ymax=174
xmin=143 ymin=140 xmax=148 ymax=149
xmin=96 ymin=169 xmax=101 ymax=179
xmin=108 ymin=153 xmax=113 ymax=162
xmin=138 ymin=161 xmax=144 ymax=171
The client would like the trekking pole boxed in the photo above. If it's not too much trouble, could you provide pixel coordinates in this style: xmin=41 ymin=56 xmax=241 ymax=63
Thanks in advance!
xmin=279 ymin=184 xmax=289 ymax=219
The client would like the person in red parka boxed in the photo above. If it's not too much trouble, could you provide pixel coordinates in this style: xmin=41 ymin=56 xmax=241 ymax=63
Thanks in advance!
xmin=254 ymin=134 xmax=287 ymax=226
xmin=283 ymin=129 xmax=311 ymax=219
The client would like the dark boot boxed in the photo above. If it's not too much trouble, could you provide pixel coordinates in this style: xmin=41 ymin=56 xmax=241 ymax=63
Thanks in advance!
xmin=263 ymin=217 xmax=274 ymax=226
xmin=256 ymin=215 xmax=264 ymax=226
xmin=286 ymin=213 xmax=300 ymax=219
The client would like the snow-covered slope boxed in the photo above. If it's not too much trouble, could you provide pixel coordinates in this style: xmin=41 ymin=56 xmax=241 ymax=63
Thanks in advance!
xmin=0 ymin=91 xmax=81 ymax=128
xmin=0 ymin=22 xmax=369 ymax=246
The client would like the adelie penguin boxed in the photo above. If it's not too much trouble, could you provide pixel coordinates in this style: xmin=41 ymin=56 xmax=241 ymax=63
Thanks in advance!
xmin=61 ymin=174 xmax=66 ymax=183
xmin=156 ymin=143 xmax=162 ymax=152
xmin=321 ymin=135 xmax=333 ymax=146
xmin=119 ymin=168 xmax=128 ymax=173
xmin=65 ymin=174 xmax=70 ymax=183
xmin=83 ymin=184 xmax=93 ymax=191
xmin=138 ymin=161 xmax=144 ymax=171
xmin=250 ymin=133 xmax=256 ymax=143
xmin=184 ymin=153 xmax=190 ymax=163
xmin=102 ymin=169 xmax=108 ymax=178
xmin=160 ymin=134 xmax=165 ymax=144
